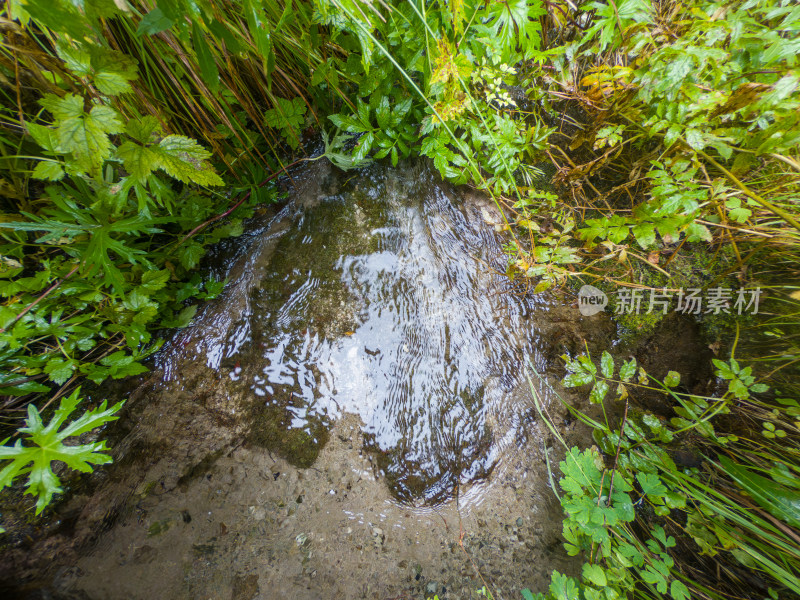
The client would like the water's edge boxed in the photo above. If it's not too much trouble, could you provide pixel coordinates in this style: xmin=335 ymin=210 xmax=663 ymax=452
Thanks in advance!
xmin=2 ymin=160 xmax=625 ymax=600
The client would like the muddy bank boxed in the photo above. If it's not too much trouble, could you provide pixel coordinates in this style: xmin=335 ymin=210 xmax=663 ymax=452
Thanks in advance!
xmin=1 ymin=160 xmax=621 ymax=599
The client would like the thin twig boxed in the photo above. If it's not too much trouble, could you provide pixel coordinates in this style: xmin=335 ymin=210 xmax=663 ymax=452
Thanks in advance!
xmin=0 ymin=263 xmax=80 ymax=334
xmin=177 ymin=157 xmax=306 ymax=246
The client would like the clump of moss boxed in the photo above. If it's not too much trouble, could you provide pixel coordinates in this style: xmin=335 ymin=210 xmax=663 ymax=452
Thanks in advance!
xmin=585 ymin=244 xmax=741 ymax=344
xmin=248 ymin=402 xmax=330 ymax=469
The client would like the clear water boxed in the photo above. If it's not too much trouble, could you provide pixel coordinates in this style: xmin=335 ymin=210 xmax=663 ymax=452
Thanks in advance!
xmin=162 ymin=161 xmax=546 ymax=505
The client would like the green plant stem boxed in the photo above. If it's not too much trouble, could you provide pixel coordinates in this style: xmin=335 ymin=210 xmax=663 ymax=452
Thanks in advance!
xmin=697 ymin=149 xmax=800 ymax=232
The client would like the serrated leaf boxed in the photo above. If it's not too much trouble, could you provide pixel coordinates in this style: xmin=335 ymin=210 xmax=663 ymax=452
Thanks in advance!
xmin=139 ymin=269 xmax=170 ymax=293
xmin=0 ymin=388 xmax=123 ymax=514
xmin=52 ymin=102 xmax=124 ymax=172
xmin=563 ymin=372 xmax=594 ymax=387
xmin=375 ymin=96 xmax=391 ymax=130
xmin=23 ymin=0 xmax=90 ymax=39
xmin=619 ymin=358 xmax=637 ymax=382
xmin=126 ymin=116 xmax=162 ymax=143
xmin=264 ymin=97 xmax=306 ymax=148
xmin=44 ymin=357 xmax=77 ymax=385
xmin=57 ymin=43 xmax=91 ymax=77
xmin=136 ymin=7 xmax=173 ymax=36
xmin=685 ymin=222 xmax=712 ymax=242
xmin=179 ymin=242 xmax=205 ymax=269
xmin=152 ymin=135 xmax=223 ymax=186
xmin=40 ymin=93 xmax=83 ymax=121
xmin=521 ymin=589 xmax=537 ymax=600
xmin=32 ymin=161 xmax=65 ymax=181
xmin=26 ymin=122 xmax=61 ymax=153
xmin=632 ymin=222 xmax=656 ymax=248
xmin=94 ymin=70 xmax=131 ymax=95
xmin=685 ymin=129 xmax=705 ymax=150
xmin=117 ymin=141 xmax=159 ymax=183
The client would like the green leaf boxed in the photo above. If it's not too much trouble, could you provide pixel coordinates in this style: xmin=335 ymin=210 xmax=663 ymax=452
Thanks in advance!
xmin=600 ymin=351 xmax=614 ymax=378
xmin=172 ymin=304 xmax=198 ymax=328
xmin=57 ymin=43 xmax=91 ymax=77
xmin=632 ymin=222 xmax=656 ymax=248
xmin=375 ymin=96 xmax=391 ymax=130
xmin=590 ymin=380 xmax=609 ymax=404
xmin=192 ymin=22 xmax=220 ymax=93
xmin=548 ymin=571 xmax=580 ymax=600
xmin=89 ymin=49 xmax=139 ymax=96
xmin=0 ymin=388 xmax=123 ymax=514
xmin=684 ymin=129 xmax=705 ymax=150
xmin=117 ymin=141 xmax=159 ymax=183
xmin=264 ymin=97 xmax=307 ymax=149
xmin=44 ymin=357 xmax=78 ymax=385
xmin=719 ymin=456 xmax=800 ymax=528
xmin=27 ymin=122 xmax=61 ymax=153
xmin=521 ymin=589 xmax=537 ymax=600
xmin=685 ymin=222 xmax=712 ymax=242
xmin=637 ymin=472 xmax=667 ymax=499
xmin=23 ymin=0 xmax=90 ymax=39
xmin=42 ymin=96 xmax=124 ymax=172
xmin=39 ymin=93 xmax=83 ymax=121
xmin=98 ymin=350 xmax=149 ymax=379
xmin=619 ymin=358 xmax=637 ymax=382
xmin=329 ymin=113 xmax=368 ymax=133
xmin=0 ymin=380 xmax=51 ymax=396
xmin=244 ymin=0 xmax=273 ymax=59
xmin=139 ymin=269 xmax=170 ymax=293
xmin=664 ymin=371 xmax=681 ymax=388
xmin=582 ymin=563 xmax=607 ymax=587
xmin=136 ymin=7 xmax=173 ymax=36
xmin=563 ymin=372 xmax=594 ymax=387
xmin=32 ymin=161 xmax=65 ymax=181
xmin=179 ymin=242 xmax=205 ymax=269
xmin=670 ymin=580 xmax=690 ymax=600
xmin=151 ymin=135 xmax=223 ymax=186
xmin=126 ymin=116 xmax=162 ymax=144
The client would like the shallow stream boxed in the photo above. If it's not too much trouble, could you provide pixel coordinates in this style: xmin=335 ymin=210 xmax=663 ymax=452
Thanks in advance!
xmin=1 ymin=160 xmax=616 ymax=600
